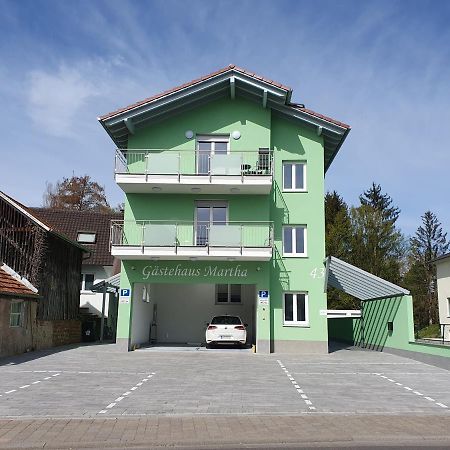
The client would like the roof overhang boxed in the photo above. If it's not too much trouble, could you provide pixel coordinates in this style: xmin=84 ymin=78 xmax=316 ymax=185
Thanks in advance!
xmin=91 ymin=273 xmax=120 ymax=294
xmin=98 ymin=66 xmax=350 ymax=173
xmin=325 ymin=256 xmax=410 ymax=301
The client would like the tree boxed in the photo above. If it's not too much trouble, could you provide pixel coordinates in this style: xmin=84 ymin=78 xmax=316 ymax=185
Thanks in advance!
xmin=325 ymin=191 xmax=357 ymax=309
xmin=325 ymin=191 xmax=352 ymax=259
xmin=404 ymin=211 xmax=449 ymax=327
xmin=359 ymin=182 xmax=400 ymax=224
xmin=43 ymin=175 xmax=111 ymax=212
xmin=349 ymin=205 xmax=404 ymax=284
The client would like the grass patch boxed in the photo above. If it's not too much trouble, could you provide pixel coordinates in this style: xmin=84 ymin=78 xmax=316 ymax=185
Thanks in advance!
xmin=417 ymin=324 xmax=441 ymax=339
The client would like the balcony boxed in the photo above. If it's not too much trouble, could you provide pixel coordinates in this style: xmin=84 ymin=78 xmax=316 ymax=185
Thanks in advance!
xmin=110 ymin=220 xmax=273 ymax=261
xmin=114 ymin=149 xmax=273 ymax=194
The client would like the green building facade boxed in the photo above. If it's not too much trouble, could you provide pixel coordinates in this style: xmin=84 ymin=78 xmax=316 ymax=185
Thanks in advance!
xmin=99 ymin=65 xmax=350 ymax=353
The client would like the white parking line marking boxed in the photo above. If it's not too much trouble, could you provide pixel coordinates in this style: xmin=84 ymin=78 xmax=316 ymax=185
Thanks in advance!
xmin=19 ymin=385 xmax=30 ymax=389
xmin=43 ymin=377 xmax=51 ymax=380
xmin=374 ymin=373 xmax=448 ymax=411
xmin=98 ymin=373 xmax=155 ymax=415
xmin=277 ymin=360 xmax=315 ymax=412
xmin=32 ymin=381 xmax=40 ymax=384
xmin=5 ymin=390 xmax=16 ymax=394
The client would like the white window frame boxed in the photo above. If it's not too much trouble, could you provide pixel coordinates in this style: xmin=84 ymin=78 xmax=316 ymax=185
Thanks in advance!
xmin=282 ymin=225 xmax=307 ymax=257
xmin=447 ymin=297 xmax=450 ymax=317
xmin=283 ymin=292 xmax=309 ymax=327
xmin=215 ymin=284 xmax=242 ymax=305
xmin=196 ymin=135 xmax=230 ymax=174
xmin=10 ymin=301 xmax=24 ymax=328
xmin=282 ymin=161 xmax=306 ymax=192
xmin=80 ymin=273 xmax=95 ymax=292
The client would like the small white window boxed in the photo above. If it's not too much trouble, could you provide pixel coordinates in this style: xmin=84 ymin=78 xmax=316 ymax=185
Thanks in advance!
xmin=10 ymin=301 xmax=24 ymax=327
xmin=283 ymin=162 xmax=306 ymax=191
xmin=216 ymin=284 xmax=242 ymax=304
xmin=283 ymin=292 xmax=309 ymax=326
xmin=80 ymin=274 xmax=95 ymax=291
xmin=447 ymin=298 xmax=450 ymax=317
xmin=283 ymin=226 xmax=307 ymax=257
xmin=77 ymin=232 xmax=96 ymax=243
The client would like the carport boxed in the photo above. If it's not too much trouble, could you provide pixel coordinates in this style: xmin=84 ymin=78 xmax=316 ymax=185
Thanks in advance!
xmin=325 ymin=256 xmax=412 ymax=350
xmin=129 ymin=282 xmax=257 ymax=348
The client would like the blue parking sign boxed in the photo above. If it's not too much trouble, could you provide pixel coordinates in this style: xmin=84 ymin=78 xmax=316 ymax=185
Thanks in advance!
xmin=120 ymin=288 xmax=131 ymax=297
xmin=258 ymin=290 xmax=269 ymax=298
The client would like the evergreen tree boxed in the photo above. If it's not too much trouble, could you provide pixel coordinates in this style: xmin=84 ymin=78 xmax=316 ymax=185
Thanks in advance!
xmin=359 ymin=182 xmax=400 ymax=224
xmin=405 ymin=211 xmax=449 ymax=327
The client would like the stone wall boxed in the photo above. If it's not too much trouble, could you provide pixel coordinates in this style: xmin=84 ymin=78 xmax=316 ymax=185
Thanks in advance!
xmin=0 ymin=297 xmax=81 ymax=358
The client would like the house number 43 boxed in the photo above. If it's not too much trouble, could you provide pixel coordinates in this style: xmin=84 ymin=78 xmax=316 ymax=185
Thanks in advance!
xmin=310 ymin=268 xmax=325 ymax=279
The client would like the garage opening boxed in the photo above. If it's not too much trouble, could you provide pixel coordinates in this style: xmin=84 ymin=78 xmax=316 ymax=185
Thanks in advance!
xmin=130 ymin=283 xmax=256 ymax=348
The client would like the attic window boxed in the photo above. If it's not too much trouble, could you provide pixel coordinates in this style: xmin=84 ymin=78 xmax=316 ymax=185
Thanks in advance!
xmin=77 ymin=232 xmax=96 ymax=244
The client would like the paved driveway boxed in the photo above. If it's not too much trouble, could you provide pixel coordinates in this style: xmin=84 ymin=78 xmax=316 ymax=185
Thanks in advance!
xmin=0 ymin=343 xmax=449 ymax=419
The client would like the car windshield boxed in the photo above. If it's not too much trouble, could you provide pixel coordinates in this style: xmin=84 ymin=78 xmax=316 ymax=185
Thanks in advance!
xmin=211 ymin=316 xmax=241 ymax=325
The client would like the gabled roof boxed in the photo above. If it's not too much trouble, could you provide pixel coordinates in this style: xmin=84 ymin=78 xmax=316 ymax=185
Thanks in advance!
xmin=0 ymin=264 xmax=39 ymax=299
xmin=326 ymin=256 xmax=410 ymax=301
xmin=98 ymin=65 xmax=350 ymax=172
xmin=30 ymin=208 xmax=123 ymax=266
xmin=0 ymin=191 xmax=88 ymax=253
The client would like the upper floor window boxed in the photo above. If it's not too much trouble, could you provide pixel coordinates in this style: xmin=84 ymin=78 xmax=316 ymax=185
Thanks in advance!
xmin=283 ymin=226 xmax=307 ymax=257
xmin=197 ymin=135 xmax=229 ymax=175
xmin=283 ymin=292 xmax=309 ymax=326
xmin=283 ymin=162 xmax=306 ymax=191
xmin=80 ymin=273 xmax=95 ymax=292
xmin=10 ymin=301 xmax=23 ymax=327
xmin=77 ymin=232 xmax=96 ymax=244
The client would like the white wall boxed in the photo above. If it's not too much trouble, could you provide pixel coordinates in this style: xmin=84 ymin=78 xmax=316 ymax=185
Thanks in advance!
xmin=80 ymin=265 xmax=113 ymax=317
xmin=131 ymin=284 xmax=154 ymax=346
xmin=131 ymin=283 xmax=255 ymax=345
xmin=436 ymin=259 xmax=450 ymax=340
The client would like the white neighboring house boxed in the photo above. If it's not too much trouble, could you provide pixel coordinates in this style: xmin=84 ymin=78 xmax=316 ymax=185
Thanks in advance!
xmin=30 ymin=208 xmax=123 ymax=318
xmin=434 ymin=252 xmax=450 ymax=341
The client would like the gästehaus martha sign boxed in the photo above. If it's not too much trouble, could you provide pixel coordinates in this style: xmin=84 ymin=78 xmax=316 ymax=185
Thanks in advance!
xmin=143 ymin=264 xmax=249 ymax=279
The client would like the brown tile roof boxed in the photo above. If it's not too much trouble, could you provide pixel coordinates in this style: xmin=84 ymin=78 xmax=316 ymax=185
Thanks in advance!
xmin=98 ymin=64 xmax=292 ymax=121
xmin=288 ymin=103 xmax=351 ymax=130
xmin=0 ymin=267 xmax=39 ymax=298
xmin=30 ymin=208 xmax=123 ymax=267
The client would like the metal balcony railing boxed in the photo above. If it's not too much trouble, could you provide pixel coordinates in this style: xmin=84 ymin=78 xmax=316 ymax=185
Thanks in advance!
xmin=114 ymin=149 xmax=273 ymax=177
xmin=110 ymin=220 xmax=273 ymax=249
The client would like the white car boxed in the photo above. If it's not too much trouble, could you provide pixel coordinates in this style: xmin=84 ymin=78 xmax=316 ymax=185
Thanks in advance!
xmin=205 ymin=315 xmax=247 ymax=347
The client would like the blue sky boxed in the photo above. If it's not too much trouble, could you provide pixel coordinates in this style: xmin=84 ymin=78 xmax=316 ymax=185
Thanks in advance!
xmin=1 ymin=0 xmax=449 ymax=236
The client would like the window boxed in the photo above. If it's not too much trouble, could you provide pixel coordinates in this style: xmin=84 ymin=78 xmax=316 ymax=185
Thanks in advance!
xmin=283 ymin=226 xmax=307 ymax=257
xmin=10 ymin=301 xmax=23 ymax=327
xmin=195 ymin=201 xmax=228 ymax=246
xmin=77 ymin=232 xmax=96 ymax=243
xmin=216 ymin=284 xmax=242 ymax=304
xmin=283 ymin=292 xmax=308 ymax=326
xmin=283 ymin=162 xmax=306 ymax=191
xmin=196 ymin=135 xmax=229 ymax=174
xmin=447 ymin=298 xmax=450 ymax=317
xmin=80 ymin=273 xmax=95 ymax=291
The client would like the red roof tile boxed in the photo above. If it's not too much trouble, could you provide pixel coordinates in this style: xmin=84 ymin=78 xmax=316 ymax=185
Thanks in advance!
xmin=98 ymin=64 xmax=292 ymax=121
xmin=0 ymin=267 xmax=38 ymax=298
xmin=289 ymin=104 xmax=351 ymax=129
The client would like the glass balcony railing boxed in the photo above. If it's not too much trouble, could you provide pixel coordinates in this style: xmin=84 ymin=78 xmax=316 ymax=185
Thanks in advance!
xmin=114 ymin=149 xmax=273 ymax=177
xmin=111 ymin=220 xmax=273 ymax=249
